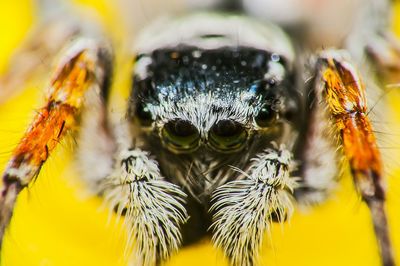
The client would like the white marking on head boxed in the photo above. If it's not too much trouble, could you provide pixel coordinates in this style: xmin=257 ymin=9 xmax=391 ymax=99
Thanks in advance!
xmin=134 ymin=56 xmax=153 ymax=80
xmin=264 ymin=61 xmax=286 ymax=82
xmin=147 ymin=92 xmax=262 ymax=136
xmin=133 ymin=13 xmax=295 ymax=63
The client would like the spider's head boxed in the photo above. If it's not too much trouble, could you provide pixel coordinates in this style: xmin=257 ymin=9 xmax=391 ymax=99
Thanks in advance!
xmin=127 ymin=13 xmax=302 ymax=195
xmin=130 ymin=47 xmax=299 ymax=152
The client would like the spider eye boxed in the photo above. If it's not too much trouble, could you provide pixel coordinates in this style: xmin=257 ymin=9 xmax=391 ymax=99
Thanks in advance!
xmin=136 ymin=102 xmax=153 ymax=127
xmin=255 ymin=106 xmax=278 ymax=128
xmin=162 ymin=119 xmax=200 ymax=153
xmin=209 ymin=120 xmax=248 ymax=152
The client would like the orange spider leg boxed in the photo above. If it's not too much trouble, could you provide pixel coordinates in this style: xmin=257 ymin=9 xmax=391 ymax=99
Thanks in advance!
xmin=319 ymin=52 xmax=394 ymax=266
xmin=0 ymin=38 xmax=112 ymax=245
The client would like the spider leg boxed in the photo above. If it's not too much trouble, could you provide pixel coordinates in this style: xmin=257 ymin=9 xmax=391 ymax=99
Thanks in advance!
xmin=0 ymin=17 xmax=81 ymax=104
xmin=346 ymin=0 xmax=400 ymax=84
xmin=366 ymin=32 xmax=400 ymax=84
xmin=315 ymin=50 xmax=394 ymax=266
xmin=294 ymin=67 xmax=339 ymax=205
xmin=210 ymin=145 xmax=298 ymax=266
xmin=98 ymin=148 xmax=188 ymax=266
xmin=0 ymin=0 xmax=106 ymax=104
xmin=0 ymin=38 xmax=113 ymax=245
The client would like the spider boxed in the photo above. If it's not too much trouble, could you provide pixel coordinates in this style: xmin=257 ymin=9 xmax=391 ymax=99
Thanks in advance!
xmin=0 ymin=0 xmax=400 ymax=265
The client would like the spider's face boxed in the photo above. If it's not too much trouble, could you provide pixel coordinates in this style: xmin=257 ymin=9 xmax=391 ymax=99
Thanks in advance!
xmin=130 ymin=47 xmax=298 ymax=151
xmin=127 ymin=14 xmax=302 ymax=196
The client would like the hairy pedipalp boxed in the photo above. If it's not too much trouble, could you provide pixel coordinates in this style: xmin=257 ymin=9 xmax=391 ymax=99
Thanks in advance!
xmin=210 ymin=145 xmax=298 ymax=266
xmin=99 ymin=149 xmax=188 ymax=266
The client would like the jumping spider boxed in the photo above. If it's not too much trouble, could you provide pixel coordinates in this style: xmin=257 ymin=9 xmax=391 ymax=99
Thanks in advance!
xmin=0 ymin=0 xmax=399 ymax=265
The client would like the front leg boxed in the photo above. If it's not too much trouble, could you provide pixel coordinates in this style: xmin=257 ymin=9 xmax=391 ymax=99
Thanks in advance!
xmin=210 ymin=145 xmax=298 ymax=266
xmin=99 ymin=148 xmax=188 ymax=266
xmin=0 ymin=38 xmax=113 ymax=245
xmin=365 ymin=32 xmax=400 ymax=84
xmin=316 ymin=50 xmax=394 ymax=266
xmin=345 ymin=0 xmax=400 ymax=84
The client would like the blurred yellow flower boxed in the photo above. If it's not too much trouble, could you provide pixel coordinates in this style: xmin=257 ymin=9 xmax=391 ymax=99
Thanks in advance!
xmin=0 ymin=1 xmax=400 ymax=266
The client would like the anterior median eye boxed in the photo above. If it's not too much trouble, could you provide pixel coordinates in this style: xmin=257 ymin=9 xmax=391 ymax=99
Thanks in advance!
xmin=135 ymin=102 xmax=153 ymax=127
xmin=162 ymin=119 xmax=200 ymax=153
xmin=254 ymin=105 xmax=278 ymax=128
xmin=209 ymin=120 xmax=248 ymax=152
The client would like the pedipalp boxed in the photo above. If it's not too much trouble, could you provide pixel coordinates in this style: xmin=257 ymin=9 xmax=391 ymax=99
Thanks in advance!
xmin=99 ymin=148 xmax=188 ymax=266
xmin=210 ymin=145 xmax=298 ymax=266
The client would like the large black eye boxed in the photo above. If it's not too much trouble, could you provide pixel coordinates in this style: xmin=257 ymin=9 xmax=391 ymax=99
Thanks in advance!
xmin=135 ymin=102 xmax=153 ymax=127
xmin=162 ymin=119 xmax=200 ymax=153
xmin=255 ymin=106 xmax=278 ymax=128
xmin=209 ymin=120 xmax=248 ymax=152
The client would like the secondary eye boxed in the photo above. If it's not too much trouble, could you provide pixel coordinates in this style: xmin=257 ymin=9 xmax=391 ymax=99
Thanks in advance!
xmin=135 ymin=102 xmax=153 ymax=127
xmin=162 ymin=119 xmax=200 ymax=153
xmin=209 ymin=120 xmax=248 ymax=152
xmin=255 ymin=105 xmax=278 ymax=128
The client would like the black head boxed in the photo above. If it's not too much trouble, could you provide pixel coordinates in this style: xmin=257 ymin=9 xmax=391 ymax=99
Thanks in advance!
xmin=129 ymin=45 xmax=300 ymax=154
xmin=126 ymin=13 xmax=303 ymax=199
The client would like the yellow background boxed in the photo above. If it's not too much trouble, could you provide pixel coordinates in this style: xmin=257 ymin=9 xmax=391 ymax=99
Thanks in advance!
xmin=0 ymin=1 xmax=400 ymax=265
